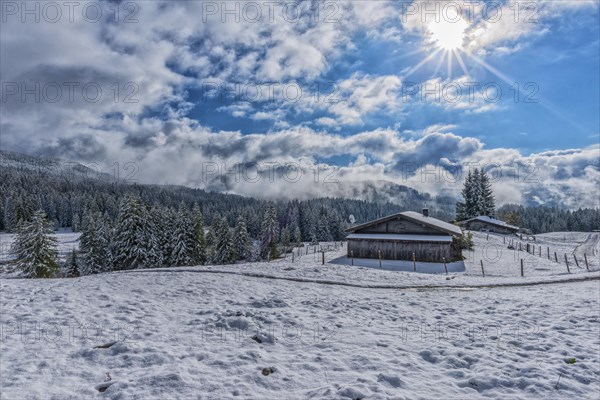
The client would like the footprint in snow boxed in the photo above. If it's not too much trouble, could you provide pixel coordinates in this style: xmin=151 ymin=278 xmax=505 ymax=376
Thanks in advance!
xmin=95 ymin=380 xmax=117 ymax=393
xmin=95 ymin=372 xmax=117 ymax=393
xmin=93 ymin=341 xmax=117 ymax=349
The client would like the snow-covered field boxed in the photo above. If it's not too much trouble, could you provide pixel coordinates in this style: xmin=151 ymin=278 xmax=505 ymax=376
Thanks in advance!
xmin=1 ymin=231 xmax=599 ymax=399
xmin=1 ymin=267 xmax=599 ymax=399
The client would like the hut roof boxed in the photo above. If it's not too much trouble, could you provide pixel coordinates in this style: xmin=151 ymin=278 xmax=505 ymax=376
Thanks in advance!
xmin=346 ymin=233 xmax=452 ymax=242
xmin=459 ymin=216 xmax=519 ymax=230
xmin=345 ymin=211 xmax=462 ymax=236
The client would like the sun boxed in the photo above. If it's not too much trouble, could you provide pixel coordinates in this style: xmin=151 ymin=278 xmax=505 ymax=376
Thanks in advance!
xmin=427 ymin=19 xmax=468 ymax=50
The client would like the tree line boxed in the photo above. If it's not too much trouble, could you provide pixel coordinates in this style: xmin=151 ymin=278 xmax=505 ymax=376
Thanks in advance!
xmin=13 ymin=197 xmax=298 ymax=278
xmin=454 ymin=167 xmax=599 ymax=232
xmin=497 ymin=204 xmax=600 ymax=234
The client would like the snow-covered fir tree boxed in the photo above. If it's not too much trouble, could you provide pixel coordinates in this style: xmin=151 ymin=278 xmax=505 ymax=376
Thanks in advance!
xmin=79 ymin=211 xmax=112 ymax=275
xmin=293 ymin=226 xmax=302 ymax=245
xmin=66 ymin=249 xmax=80 ymax=277
xmin=260 ymin=203 xmax=279 ymax=260
xmin=205 ymin=222 xmax=217 ymax=264
xmin=191 ymin=204 xmax=207 ymax=265
xmin=317 ymin=211 xmax=332 ymax=242
xmin=170 ymin=206 xmax=195 ymax=267
xmin=456 ymin=170 xmax=474 ymax=221
xmin=212 ymin=215 xmax=236 ymax=264
xmin=480 ymin=171 xmax=496 ymax=216
xmin=11 ymin=210 xmax=59 ymax=278
xmin=233 ymin=216 xmax=252 ymax=261
xmin=159 ymin=207 xmax=178 ymax=266
xmin=112 ymin=195 xmax=152 ymax=270
xmin=456 ymin=168 xmax=496 ymax=221
xmin=146 ymin=206 xmax=166 ymax=267
xmin=280 ymin=225 xmax=291 ymax=247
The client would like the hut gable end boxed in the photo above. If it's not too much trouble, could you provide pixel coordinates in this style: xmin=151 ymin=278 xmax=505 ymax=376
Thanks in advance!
xmin=345 ymin=211 xmax=463 ymax=262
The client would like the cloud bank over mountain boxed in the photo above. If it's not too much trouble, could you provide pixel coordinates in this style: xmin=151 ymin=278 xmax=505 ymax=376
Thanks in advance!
xmin=1 ymin=0 xmax=598 ymax=208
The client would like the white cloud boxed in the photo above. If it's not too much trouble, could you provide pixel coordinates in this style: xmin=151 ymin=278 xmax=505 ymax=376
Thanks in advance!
xmin=1 ymin=0 xmax=597 ymax=210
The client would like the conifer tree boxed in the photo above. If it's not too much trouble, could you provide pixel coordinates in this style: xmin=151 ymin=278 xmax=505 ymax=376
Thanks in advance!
xmin=211 ymin=215 xmax=236 ymax=264
xmin=234 ymin=216 xmax=252 ymax=261
xmin=293 ymin=226 xmax=302 ymax=245
xmin=205 ymin=222 xmax=217 ymax=264
xmin=191 ymin=204 xmax=207 ymax=265
xmin=260 ymin=203 xmax=279 ymax=260
xmin=480 ymin=170 xmax=496 ymax=216
xmin=456 ymin=170 xmax=473 ymax=221
xmin=112 ymin=195 xmax=151 ymax=270
xmin=159 ymin=207 xmax=178 ymax=266
xmin=80 ymin=211 xmax=112 ymax=274
xmin=170 ymin=207 xmax=194 ymax=267
xmin=456 ymin=168 xmax=496 ymax=220
xmin=472 ymin=168 xmax=482 ymax=214
xmin=11 ymin=210 xmax=59 ymax=278
xmin=147 ymin=206 xmax=166 ymax=267
xmin=280 ymin=225 xmax=291 ymax=247
xmin=67 ymin=249 xmax=80 ymax=277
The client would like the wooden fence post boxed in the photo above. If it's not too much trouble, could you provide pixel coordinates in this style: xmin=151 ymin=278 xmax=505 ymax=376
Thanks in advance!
xmin=443 ymin=257 xmax=448 ymax=275
xmin=351 ymin=250 xmax=354 ymax=266
xmin=503 ymin=236 xmax=506 ymax=244
xmin=554 ymin=252 xmax=558 ymax=263
xmin=539 ymin=246 xmax=541 ymax=257
xmin=292 ymin=252 xmax=295 ymax=263
xmin=322 ymin=251 xmax=325 ymax=265
xmin=547 ymin=247 xmax=550 ymax=259
xmin=520 ymin=259 xmax=524 ymax=277
xmin=584 ymin=254 xmax=589 ymax=271
xmin=480 ymin=260 xmax=485 ymax=277
xmin=412 ymin=252 xmax=416 ymax=272
xmin=378 ymin=250 xmax=382 ymax=268
xmin=573 ymin=254 xmax=579 ymax=268
xmin=564 ymin=254 xmax=570 ymax=273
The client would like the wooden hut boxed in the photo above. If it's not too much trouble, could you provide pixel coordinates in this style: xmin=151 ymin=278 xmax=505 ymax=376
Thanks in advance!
xmin=345 ymin=209 xmax=463 ymax=262
xmin=458 ymin=216 xmax=519 ymax=234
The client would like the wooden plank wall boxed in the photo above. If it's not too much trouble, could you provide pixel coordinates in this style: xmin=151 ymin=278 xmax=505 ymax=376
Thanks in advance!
xmin=347 ymin=239 xmax=462 ymax=262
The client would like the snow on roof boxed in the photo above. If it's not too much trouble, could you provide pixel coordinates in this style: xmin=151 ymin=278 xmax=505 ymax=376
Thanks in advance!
xmin=399 ymin=211 xmax=463 ymax=236
xmin=346 ymin=233 xmax=452 ymax=242
xmin=345 ymin=211 xmax=462 ymax=236
xmin=461 ymin=216 xmax=519 ymax=230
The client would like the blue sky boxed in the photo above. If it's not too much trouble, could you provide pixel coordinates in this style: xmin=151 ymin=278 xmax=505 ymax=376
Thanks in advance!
xmin=1 ymin=0 xmax=599 ymax=207
xmin=186 ymin=3 xmax=599 ymax=154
